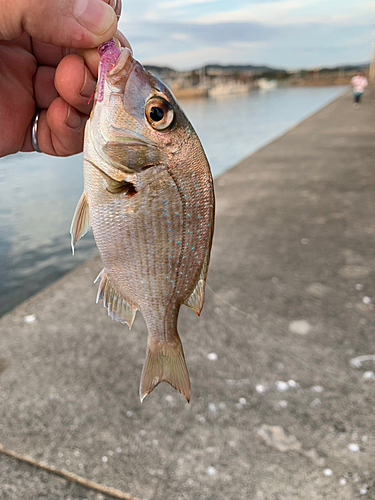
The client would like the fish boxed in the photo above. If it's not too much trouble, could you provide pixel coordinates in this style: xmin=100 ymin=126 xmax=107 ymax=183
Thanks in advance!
xmin=70 ymin=40 xmax=215 ymax=402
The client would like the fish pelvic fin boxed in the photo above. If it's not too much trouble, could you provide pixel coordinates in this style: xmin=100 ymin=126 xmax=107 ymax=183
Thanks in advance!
xmin=70 ymin=192 xmax=90 ymax=255
xmin=94 ymin=269 xmax=137 ymax=328
xmin=140 ymin=337 xmax=191 ymax=403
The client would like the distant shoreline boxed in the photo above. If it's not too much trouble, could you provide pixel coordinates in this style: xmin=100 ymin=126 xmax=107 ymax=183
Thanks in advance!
xmin=172 ymin=80 xmax=349 ymax=99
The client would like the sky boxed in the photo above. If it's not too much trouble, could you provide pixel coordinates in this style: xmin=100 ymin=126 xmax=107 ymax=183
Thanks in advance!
xmin=118 ymin=0 xmax=375 ymax=70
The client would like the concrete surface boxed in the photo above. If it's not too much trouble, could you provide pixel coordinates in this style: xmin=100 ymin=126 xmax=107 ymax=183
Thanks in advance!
xmin=0 ymin=454 xmax=108 ymax=499
xmin=0 ymin=89 xmax=375 ymax=499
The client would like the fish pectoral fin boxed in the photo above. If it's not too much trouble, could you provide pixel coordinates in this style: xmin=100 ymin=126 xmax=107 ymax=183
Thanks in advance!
xmin=86 ymin=158 xmax=137 ymax=195
xmin=104 ymin=174 xmax=137 ymax=195
xmin=140 ymin=337 xmax=191 ymax=403
xmin=94 ymin=269 xmax=137 ymax=328
xmin=70 ymin=192 xmax=90 ymax=254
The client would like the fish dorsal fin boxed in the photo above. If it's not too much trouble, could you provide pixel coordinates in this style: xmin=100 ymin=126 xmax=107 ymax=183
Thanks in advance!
xmin=94 ymin=269 xmax=137 ymax=328
xmin=184 ymin=258 xmax=209 ymax=316
xmin=70 ymin=192 xmax=90 ymax=255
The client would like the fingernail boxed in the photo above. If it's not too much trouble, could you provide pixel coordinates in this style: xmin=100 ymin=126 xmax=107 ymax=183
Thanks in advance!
xmin=74 ymin=0 xmax=117 ymax=36
xmin=80 ymin=67 xmax=96 ymax=99
xmin=65 ymin=106 xmax=82 ymax=130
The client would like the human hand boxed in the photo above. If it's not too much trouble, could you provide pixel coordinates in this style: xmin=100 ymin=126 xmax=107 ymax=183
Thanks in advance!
xmin=0 ymin=0 xmax=120 ymax=157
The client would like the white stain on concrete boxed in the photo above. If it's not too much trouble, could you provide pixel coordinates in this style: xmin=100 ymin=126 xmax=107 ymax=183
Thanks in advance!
xmin=311 ymin=385 xmax=324 ymax=393
xmin=256 ymin=384 xmax=267 ymax=394
xmin=275 ymin=381 xmax=289 ymax=392
xmin=288 ymin=379 xmax=299 ymax=388
xmin=257 ymin=425 xmax=301 ymax=452
xmin=207 ymin=466 xmax=217 ymax=476
xmin=208 ymin=403 xmax=216 ymax=413
xmin=288 ymin=320 xmax=311 ymax=335
xmin=348 ymin=443 xmax=360 ymax=452
xmin=24 ymin=314 xmax=36 ymax=324
xmin=207 ymin=352 xmax=218 ymax=361
xmin=350 ymin=355 xmax=375 ymax=368
xmin=310 ymin=398 xmax=321 ymax=407
xmin=278 ymin=400 xmax=288 ymax=408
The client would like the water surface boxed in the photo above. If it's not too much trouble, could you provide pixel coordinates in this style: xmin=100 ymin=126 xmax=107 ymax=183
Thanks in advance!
xmin=0 ymin=86 xmax=346 ymax=316
xmin=180 ymin=86 xmax=347 ymax=176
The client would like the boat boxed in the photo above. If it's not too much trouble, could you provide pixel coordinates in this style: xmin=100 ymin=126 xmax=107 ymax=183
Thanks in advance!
xmin=208 ymin=81 xmax=251 ymax=97
xmin=171 ymin=85 xmax=208 ymax=99
xmin=257 ymin=78 xmax=278 ymax=90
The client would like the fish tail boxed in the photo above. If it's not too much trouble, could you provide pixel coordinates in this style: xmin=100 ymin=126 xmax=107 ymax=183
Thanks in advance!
xmin=140 ymin=336 xmax=191 ymax=403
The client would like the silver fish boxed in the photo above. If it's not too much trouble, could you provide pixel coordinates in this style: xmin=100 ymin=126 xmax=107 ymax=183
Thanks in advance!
xmin=71 ymin=41 xmax=215 ymax=401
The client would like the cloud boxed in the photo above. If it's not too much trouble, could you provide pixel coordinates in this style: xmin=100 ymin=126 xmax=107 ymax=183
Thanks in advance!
xmin=190 ymin=0 xmax=375 ymax=27
xmin=127 ymin=21 xmax=278 ymax=45
xmin=143 ymin=46 xmax=232 ymax=68
xmin=118 ymin=0 xmax=374 ymax=70
xmin=142 ymin=11 xmax=160 ymax=21
xmin=229 ymin=41 xmax=270 ymax=50
xmin=191 ymin=0 xmax=317 ymax=25
xmin=159 ymin=0 xmax=217 ymax=8
xmin=171 ymin=32 xmax=190 ymax=41
xmin=132 ymin=19 xmax=372 ymax=69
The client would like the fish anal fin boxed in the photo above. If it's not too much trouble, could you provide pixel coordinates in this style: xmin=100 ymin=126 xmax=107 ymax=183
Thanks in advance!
xmin=184 ymin=278 xmax=205 ymax=316
xmin=140 ymin=337 xmax=191 ymax=403
xmin=184 ymin=255 xmax=209 ymax=316
xmin=94 ymin=269 xmax=137 ymax=328
xmin=70 ymin=192 xmax=90 ymax=254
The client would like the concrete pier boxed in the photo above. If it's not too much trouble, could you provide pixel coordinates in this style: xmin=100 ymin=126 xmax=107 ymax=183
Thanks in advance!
xmin=0 ymin=89 xmax=374 ymax=499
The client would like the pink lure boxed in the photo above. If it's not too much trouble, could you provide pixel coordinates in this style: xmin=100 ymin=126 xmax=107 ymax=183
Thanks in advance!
xmin=96 ymin=40 xmax=121 ymax=103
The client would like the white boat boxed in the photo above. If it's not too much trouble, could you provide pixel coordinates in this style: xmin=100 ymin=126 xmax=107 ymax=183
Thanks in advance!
xmin=208 ymin=81 xmax=251 ymax=97
xmin=257 ymin=78 xmax=278 ymax=90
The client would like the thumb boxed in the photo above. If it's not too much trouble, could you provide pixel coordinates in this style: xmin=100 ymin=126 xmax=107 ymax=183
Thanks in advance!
xmin=0 ymin=0 xmax=118 ymax=48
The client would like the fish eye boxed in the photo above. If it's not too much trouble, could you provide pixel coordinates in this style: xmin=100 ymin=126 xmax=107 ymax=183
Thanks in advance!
xmin=150 ymin=107 xmax=164 ymax=122
xmin=145 ymin=96 xmax=174 ymax=131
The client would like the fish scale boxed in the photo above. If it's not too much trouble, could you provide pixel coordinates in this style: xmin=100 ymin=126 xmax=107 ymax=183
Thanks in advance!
xmin=70 ymin=41 xmax=214 ymax=402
